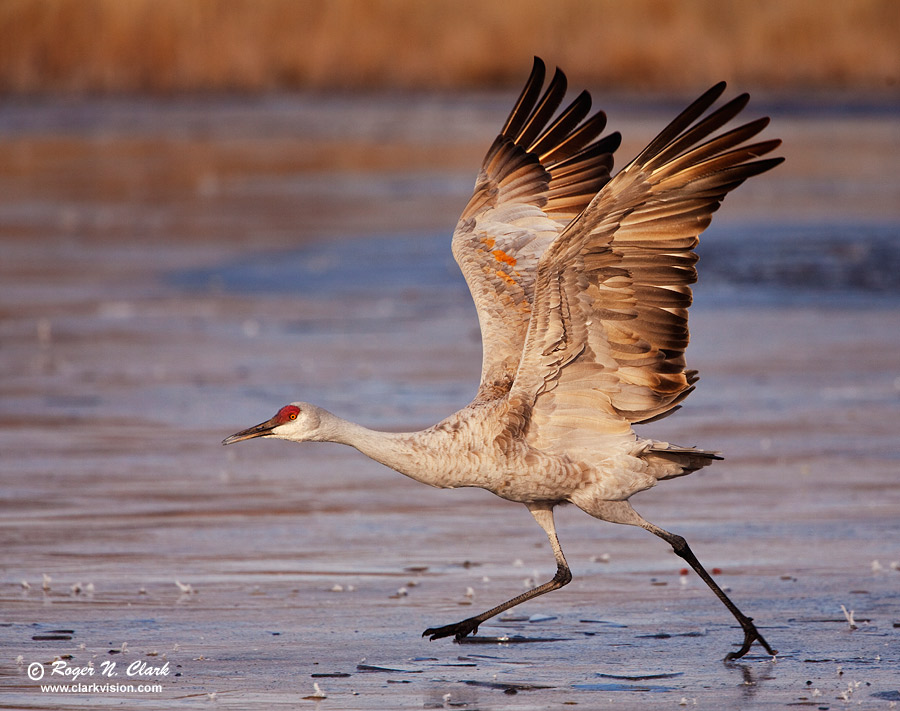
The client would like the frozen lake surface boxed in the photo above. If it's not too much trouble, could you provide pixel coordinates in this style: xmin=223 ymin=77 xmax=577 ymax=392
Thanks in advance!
xmin=1 ymin=92 xmax=899 ymax=709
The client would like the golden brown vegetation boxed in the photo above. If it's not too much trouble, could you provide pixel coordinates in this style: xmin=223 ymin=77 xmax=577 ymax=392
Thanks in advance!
xmin=0 ymin=0 xmax=897 ymax=93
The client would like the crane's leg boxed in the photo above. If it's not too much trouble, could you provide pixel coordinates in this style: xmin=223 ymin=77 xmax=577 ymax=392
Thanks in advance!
xmin=647 ymin=522 xmax=777 ymax=660
xmin=423 ymin=503 xmax=570 ymax=641
xmin=589 ymin=500 xmax=777 ymax=661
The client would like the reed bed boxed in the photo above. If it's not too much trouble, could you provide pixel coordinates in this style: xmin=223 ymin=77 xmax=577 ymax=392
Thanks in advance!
xmin=0 ymin=0 xmax=897 ymax=93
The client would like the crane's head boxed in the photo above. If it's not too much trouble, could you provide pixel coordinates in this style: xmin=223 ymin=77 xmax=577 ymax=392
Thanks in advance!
xmin=222 ymin=402 xmax=325 ymax=445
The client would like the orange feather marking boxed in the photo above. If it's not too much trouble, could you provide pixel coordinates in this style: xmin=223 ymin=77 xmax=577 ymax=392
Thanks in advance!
xmin=495 ymin=269 xmax=518 ymax=287
xmin=492 ymin=249 xmax=517 ymax=267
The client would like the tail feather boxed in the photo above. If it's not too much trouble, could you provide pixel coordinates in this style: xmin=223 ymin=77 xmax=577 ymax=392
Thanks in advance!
xmin=644 ymin=442 xmax=722 ymax=480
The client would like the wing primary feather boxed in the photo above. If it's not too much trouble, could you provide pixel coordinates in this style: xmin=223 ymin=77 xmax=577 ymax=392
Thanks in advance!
xmin=516 ymin=67 xmax=569 ymax=148
xmin=680 ymin=156 xmax=784 ymax=194
xmin=644 ymin=93 xmax=750 ymax=171
xmin=527 ymin=90 xmax=592 ymax=156
xmin=632 ymin=81 xmax=728 ymax=166
xmin=650 ymin=118 xmax=772 ymax=181
xmin=501 ymin=57 xmax=547 ymax=138
xmin=550 ymin=134 xmax=621 ymax=177
xmin=542 ymin=113 xmax=615 ymax=164
xmin=654 ymin=140 xmax=783 ymax=191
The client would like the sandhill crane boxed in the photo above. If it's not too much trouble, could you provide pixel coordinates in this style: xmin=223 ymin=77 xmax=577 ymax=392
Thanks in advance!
xmin=224 ymin=58 xmax=782 ymax=661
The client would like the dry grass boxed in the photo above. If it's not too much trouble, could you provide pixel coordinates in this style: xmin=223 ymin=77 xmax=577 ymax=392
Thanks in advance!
xmin=0 ymin=0 xmax=897 ymax=92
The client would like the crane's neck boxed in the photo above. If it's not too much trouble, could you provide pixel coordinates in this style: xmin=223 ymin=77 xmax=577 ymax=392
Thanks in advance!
xmin=316 ymin=411 xmax=449 ymax=489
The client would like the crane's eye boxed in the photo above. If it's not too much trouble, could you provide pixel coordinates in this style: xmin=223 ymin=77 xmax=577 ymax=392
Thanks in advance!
xmin=289 ymin=412 xmax=297 ymax=420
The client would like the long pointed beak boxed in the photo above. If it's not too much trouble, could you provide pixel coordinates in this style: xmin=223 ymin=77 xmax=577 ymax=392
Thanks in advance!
xmin=222 ymin=417 xmax=279 ymax=445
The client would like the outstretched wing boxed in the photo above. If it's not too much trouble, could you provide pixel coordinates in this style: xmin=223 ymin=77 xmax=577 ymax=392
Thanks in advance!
xmin=452 ymin=57 xmax=621 ymax=401
xmin=506 ymin=83 xmax=783 ymax=456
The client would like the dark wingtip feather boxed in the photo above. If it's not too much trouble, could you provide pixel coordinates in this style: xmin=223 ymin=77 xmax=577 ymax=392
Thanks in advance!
xmin=748 ymin=155 xmax=785 ymax=173
xmin=516 ymin=66 xmax=569 ymax=147
xmin=596 ymin=131 xmax=622 ymax=155
xmin=528 ymin=90 xmax=594 ymax=158
xmin=501 ymin=57 xmax=547 ymax=137
xmin=633 ymin=82 xmax=729 ymax=165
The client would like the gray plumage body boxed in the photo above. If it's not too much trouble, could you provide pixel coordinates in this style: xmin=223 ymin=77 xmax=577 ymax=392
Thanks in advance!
xmin=305 ymin=400 xmax=700 ymax=504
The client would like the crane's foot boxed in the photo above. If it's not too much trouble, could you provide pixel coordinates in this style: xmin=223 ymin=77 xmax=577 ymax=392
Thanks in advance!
xmin=423 ymin=616 xmax=481 ymax=642
xmin=724 ymin=616 xmax=778 ymax=661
